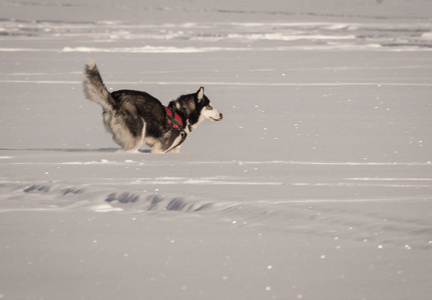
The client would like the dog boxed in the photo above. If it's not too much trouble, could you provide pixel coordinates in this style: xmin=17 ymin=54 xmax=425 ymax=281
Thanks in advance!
xmin=83 ymin=61 xmax=223 ymax=153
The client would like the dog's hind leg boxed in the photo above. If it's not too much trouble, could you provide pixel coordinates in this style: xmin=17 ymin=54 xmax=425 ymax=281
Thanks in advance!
xmin=102 ymin=110 xmax=114 ymax=134
xmin=124 ymin=122 xmax=147 ymax=152
xmin=112 ymin=133 xmax=143 ymax=152
xmin=110 ymin=117 xmax=145 ymax=152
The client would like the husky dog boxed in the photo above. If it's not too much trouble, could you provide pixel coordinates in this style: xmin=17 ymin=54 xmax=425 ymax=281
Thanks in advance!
xmin=83 ymin=61 xmax=223 ymax=153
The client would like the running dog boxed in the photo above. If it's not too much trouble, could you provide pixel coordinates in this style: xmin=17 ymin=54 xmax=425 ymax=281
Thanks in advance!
xmin=83 ymin=61 xmax=223 ymax=153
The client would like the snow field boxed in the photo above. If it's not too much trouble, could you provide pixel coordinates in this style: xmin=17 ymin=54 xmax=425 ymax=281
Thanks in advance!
xmin=1 ymin=0 xmax=432 ymax=299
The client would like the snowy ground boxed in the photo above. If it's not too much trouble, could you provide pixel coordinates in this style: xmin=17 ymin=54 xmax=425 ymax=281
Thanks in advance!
xmin=1 ymin=0 xmax=432 ymax=299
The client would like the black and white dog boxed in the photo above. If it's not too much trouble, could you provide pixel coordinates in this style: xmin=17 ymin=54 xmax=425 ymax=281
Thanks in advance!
xmin=83 ymin=61 xmax=223 ymax=153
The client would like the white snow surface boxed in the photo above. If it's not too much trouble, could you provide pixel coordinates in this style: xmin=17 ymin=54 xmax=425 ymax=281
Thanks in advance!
xmin=1 ymin=0 xmax=432 ymax=299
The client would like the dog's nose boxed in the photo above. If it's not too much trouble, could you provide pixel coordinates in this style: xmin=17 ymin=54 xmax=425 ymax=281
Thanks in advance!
xmin=218 ymin=113 xmax=223 ymax=120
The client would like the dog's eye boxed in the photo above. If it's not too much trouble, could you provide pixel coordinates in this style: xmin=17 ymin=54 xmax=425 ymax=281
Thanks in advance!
xmin=206 ymin=105 xmax=213 ymax=110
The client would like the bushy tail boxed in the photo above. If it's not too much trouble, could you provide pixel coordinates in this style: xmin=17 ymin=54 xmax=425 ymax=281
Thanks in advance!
xmin=83 ymin=61 xmax=116 ymax=111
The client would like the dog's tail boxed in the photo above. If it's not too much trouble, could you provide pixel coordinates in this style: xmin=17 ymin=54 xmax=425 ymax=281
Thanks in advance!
xmin=83 ymin=61 xmax=116 ymax=111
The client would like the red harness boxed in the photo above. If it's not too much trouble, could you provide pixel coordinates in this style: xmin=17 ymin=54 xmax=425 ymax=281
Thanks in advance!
xmin=164 ymin=106 xmax=187 ymax=148
xmin=164 ymin=106 xmax=184 ymax=130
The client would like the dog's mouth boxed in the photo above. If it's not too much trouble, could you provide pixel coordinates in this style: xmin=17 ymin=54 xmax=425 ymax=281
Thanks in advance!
xmin=211 ymin=114 xmax=223 ymax=121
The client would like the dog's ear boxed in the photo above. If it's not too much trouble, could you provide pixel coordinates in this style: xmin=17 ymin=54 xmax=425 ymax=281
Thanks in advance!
xmin=197 ymin=87 xmax=204 ymax=102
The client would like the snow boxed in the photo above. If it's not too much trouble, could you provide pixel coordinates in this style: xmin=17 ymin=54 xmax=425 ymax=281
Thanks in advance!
xmin=1 ymin=0 xmax=432 ymax=299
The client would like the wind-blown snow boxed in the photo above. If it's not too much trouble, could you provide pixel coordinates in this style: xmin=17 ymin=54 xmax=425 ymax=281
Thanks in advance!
xmin=1 ymin=0 xmax=432 ymax=299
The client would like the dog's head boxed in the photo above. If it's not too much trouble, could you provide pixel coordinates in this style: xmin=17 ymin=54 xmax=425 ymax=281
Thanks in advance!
xmin=169 ymin=87 xmax=223 ymax=132
xmin=195 ymin=87 xmax=223 ymax=123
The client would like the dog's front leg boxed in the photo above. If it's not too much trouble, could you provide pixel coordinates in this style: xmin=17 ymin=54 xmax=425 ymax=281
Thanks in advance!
xmin=166 ymin=145 xmax=182 ymax=154
xmin=150 ymin=143 xmax=166 ymax=154
xmin=163 ymin=130 xmax=186 ymax=153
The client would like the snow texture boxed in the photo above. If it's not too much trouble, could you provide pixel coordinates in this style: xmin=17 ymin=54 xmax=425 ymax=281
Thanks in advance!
xmin=1 ymin=0 xmax=432 ymax=299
